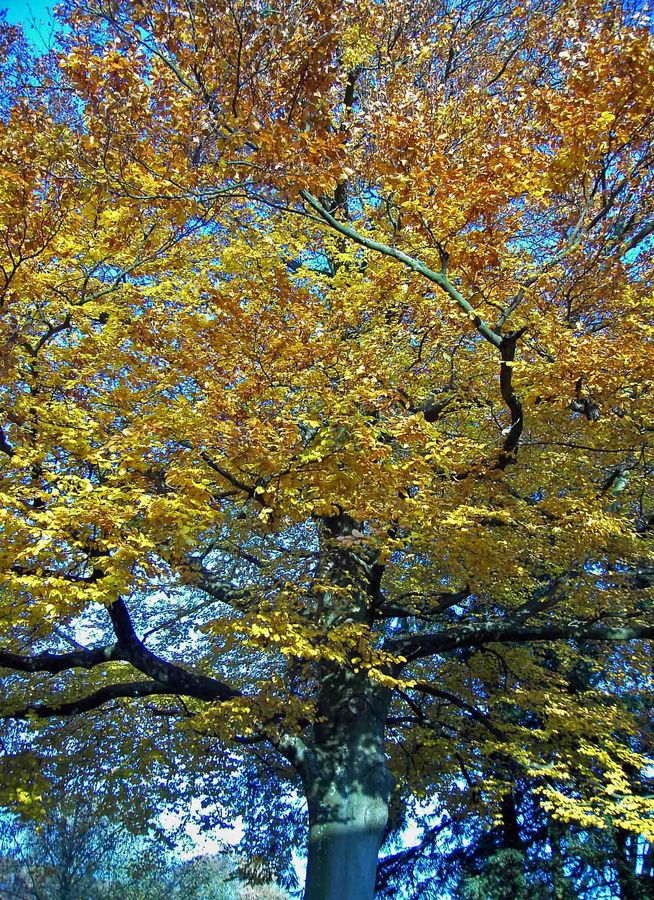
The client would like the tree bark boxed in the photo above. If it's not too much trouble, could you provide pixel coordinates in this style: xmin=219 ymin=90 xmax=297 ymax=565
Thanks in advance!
xmin=299 ymin=513 xmax=394 ymax=900
xmin=301 ymin=694 xmax=393 ymax=900
xmin=303 ymin=766 xmax=392 ymax=900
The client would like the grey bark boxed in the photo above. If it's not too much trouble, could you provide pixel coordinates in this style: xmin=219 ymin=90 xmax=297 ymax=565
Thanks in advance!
xmin=300 ymin=514 xmax=394 ymax=900
xmin=301 ymin=669 xmax=393 ymax=900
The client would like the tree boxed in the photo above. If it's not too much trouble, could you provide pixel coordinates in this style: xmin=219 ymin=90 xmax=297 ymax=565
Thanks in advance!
xmin=1 ymin=0 xmax=653 ymax=897
xmin=0 ymin=788 xmax=131 ymax=900
xmin=375 ymin=766 xmax=654 ymax=898
xmin=0 ymin=797 xmax=279 ymax=900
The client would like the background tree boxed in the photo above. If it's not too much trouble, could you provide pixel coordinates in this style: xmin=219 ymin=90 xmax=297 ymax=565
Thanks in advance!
xmin=0 ymin=788 xmax=287 ymax=900
xmin=0 ymin=787 xmax=133 ymax=900
xmin=0 ymin=1 xmax=653 ymax=898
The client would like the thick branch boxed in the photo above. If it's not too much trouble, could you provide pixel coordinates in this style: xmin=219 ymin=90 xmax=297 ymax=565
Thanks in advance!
xmin=107 ymin=598 xmax=239 ymax=701
xmin=621 ymin=219 xmax=654 ymax=254
xmin=1 ymin=604 xmax=239 ymax=722
xmin=2 ymin=680 xmax=174 ymax=719
xmin=0 ymin=644 xmax=123 ymax=674
xmin=389 ymin=622 xmax=654 ymax=662
xmin=497 ymin=327 xmax=527 ymax=468
xmin=200 ymin=450 xmax=256 ymax=497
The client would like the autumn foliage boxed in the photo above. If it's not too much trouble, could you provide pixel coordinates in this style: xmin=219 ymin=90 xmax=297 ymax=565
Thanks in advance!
xmin=1 ymin=0 xmax=653 ymax=896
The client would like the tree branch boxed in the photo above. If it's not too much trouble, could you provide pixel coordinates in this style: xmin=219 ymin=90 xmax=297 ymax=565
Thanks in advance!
xmin=376 ymin=817 xmax=454 ymax=893
xmin=0 ymin=644 xmax=123 ymax=674
xmin=199 ymin=451 xmax=257 ymax=497
xmin=497 ymin=327 xmax=527 ymax=468
xmin=621 ymin=220 xmax=654 ymax=254
xmin=1 ymin=680 xmax=174 ymax=719
xmin=299 ymin=190 xmax=502 ymax=349
xmin=374 ymin=586 xmax=471 ymax=619
xmin=389 ymin=621 xmax=654 ymax=662
xmin=410 ymin=683 xmax=502 ymax=737
xmin=107 ymin=598 xmax=239 ymax=701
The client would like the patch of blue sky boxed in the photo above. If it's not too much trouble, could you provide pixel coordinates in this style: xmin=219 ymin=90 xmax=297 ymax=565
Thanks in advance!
xmin=2 ymin=0 xmax=56 ymax=50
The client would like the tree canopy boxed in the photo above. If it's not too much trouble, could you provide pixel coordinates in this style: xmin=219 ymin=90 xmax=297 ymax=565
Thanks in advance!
xmin=0 ymin=0 xmax=653 ymax=897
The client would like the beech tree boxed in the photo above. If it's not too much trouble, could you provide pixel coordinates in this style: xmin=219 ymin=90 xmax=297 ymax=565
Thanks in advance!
xmin=1 ymin=0 xmax=653 ymax=897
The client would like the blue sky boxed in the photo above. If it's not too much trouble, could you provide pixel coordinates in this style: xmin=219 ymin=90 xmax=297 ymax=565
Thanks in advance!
xmin=2 ymin=0 xmax=55 ymax=46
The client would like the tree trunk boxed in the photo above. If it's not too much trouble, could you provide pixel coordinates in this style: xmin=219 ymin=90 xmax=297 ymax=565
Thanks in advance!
xmin=299 ymin=513 xmax=394 ymax=900
xmin=304 ymin=778 xmax=390 ymax=900
xmin=302 ymin=732 xmax=393 ymax=900
xmin=300 ymin=666 xmax=393 ymax=900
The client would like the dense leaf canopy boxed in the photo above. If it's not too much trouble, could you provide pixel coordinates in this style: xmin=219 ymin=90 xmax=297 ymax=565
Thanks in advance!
xmin=0 ymin=0 xmax=653 ymax=895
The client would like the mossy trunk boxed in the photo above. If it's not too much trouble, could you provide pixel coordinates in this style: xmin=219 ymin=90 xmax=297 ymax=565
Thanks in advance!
xmin=303 ymin=768 xmax=391 ymax=900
